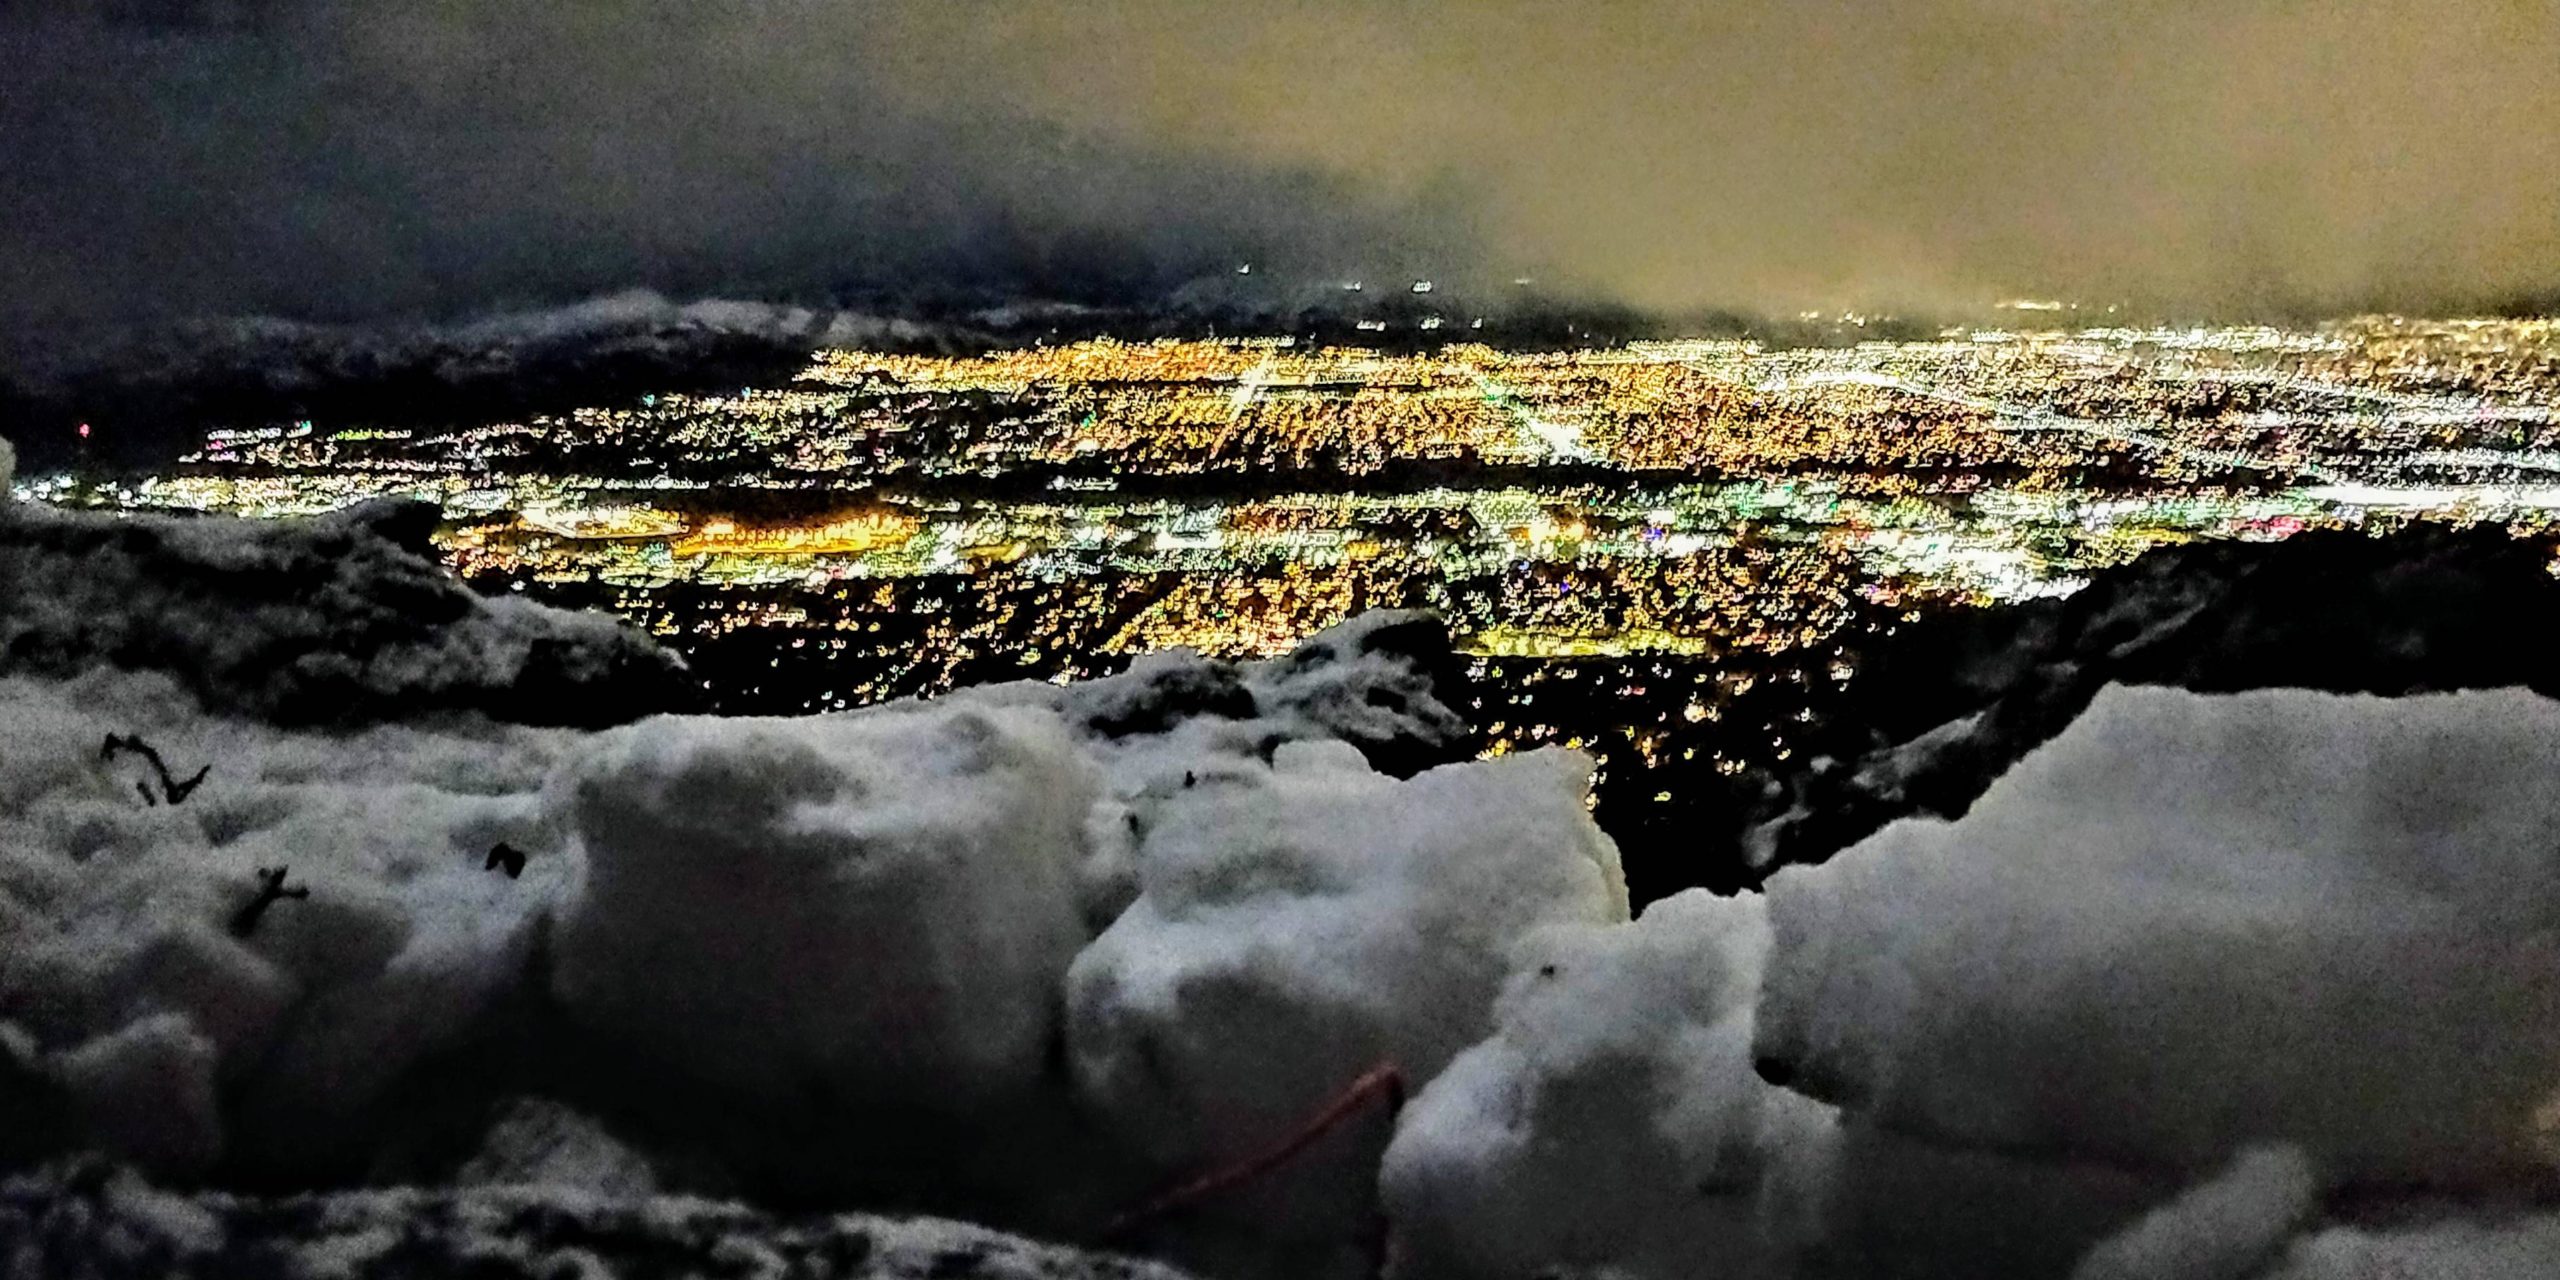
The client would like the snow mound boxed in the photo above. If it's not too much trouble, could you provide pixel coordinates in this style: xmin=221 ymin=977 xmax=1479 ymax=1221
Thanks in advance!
xmin=0 ymin=1158 xmax=1199 ymax=1280
xmin=0 ymin=604 xmax=1568 ymax=1277
xmin=455 ymin=1098 xmax=661 ymax=1197
xmin=0 ymin=498 xmax=692 ymax=727
xmin=1239 ymin=611 xmax=1477 ymax=776
xmin=1380 ymin=889 xmax=1835 ymax=1280
xmin=1066 ymin=742 xmax=1624 ymax=1264
xmin=1758 ymin=684 xmax=2560 ymax=1185
xmin=551 ymin=701 xmax=1100 ymax=1109
xmin=1062 ymin=610 xmax=1477 ymax=777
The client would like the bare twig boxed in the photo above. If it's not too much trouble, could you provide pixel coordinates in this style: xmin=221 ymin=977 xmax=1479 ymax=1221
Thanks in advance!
xmin=101 ymin=734 xmax=211 ymax=805
xmin=485 ymin=842 xmax=527 ymax=879
xmin=229 ymin=866 xmax=309 ymax=939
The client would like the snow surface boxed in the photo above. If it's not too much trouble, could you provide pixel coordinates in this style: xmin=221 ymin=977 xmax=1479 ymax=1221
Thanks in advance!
xmin=0 ymin=1158 xmax=1199 ymax=1280
xmin=1759 ymin=685 xmax=2560 ymax=1184
xmin=2069 ymin=1146 xmax=2319 ymax=1280
xmin=1379 ymin=889 xmax=1832 ymax=1280
xmin=553 ymin=701 xmax=1101 ymax=1108
xmin=0 ymin=498 xmax=690 ymax=726
xmin=0 ymin=583 xmax=1619 ymax=1274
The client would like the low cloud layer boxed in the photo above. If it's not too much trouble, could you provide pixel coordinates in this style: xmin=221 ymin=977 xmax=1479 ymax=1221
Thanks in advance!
xmin=3 ymin=0 xmax=2556 ymax=330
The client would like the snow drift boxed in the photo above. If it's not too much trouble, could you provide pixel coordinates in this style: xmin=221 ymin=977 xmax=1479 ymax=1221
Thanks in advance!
xmin=554 ymin=701 xmax=1101 ymax=1110
xmin=0 ymin=497 xmax=692 ymax=726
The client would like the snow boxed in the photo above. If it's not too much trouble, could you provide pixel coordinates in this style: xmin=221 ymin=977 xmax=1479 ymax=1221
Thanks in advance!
xmin=0 ymin=1158 xmax=1202 ymax=1280
xmin=2069 ymin=1145 xmax=2319 ymax=1280
xmin=0 ymin=667 xmax=573 ymax=1179
xmin=1065 ymin=740 xmax=1626 ymax=1269
xmin=0 ymin=498 xmax=690 ymax=726
xmin=1069 ymin=743 xmax=1625 ymax=1161
xmin=1747 ymin=524 xmax=2560 ymax=871
xmin=455 ymin=1099 xmax=661 ymax=1197
xmin=0 ymin=562 xmax=1624 ymax=1275
xmin=1379 ymin=889 xmax=1834 ymax=1280
xmin=552 ymin=701 xmax=1101 ymax=1109
xmin=1758 ymin=684 xmax=2560 ymax=1185
xmin=2265 ymin=1212 xmax=2560 ymax=1278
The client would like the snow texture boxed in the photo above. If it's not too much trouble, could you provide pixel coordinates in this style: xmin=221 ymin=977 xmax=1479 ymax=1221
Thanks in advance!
xmin=0 ymin=497 xmax=692 ymax=726
xmin=2069 ymin=1145 xmax=2319 ymax=1280
xmin=0 ymin=588 xmax=1625 ymax=1276
xmin=1758 ymin=685 xmax=2560 ymax=1186
xmin=1379 ymin=889 xmax=1834 ymax=1280
xmin=454 ymin=1098 xmax=662 ymax=1197
xmin=0 ymin=1158 xmax=1198 ymax=1280
xmin=1063 ymin=738 xmax=1625 ymax=1273
xmin=2265 ymin=1211 xmax=2560 ymax=1278
xmin=1069 ymin=743 xmax=1625 ymax=1163
xmin=552 ymin=701 xmax=1100 ymax=1109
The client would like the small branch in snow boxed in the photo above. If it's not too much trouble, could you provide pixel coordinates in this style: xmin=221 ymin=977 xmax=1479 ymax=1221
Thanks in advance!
xmin=229 ymin=866 xmax=309 ymax=938
xmin=485 ymin=842 xmax=528 ymax=879
xmin=100 ymin=733 xmax=210 ymax=805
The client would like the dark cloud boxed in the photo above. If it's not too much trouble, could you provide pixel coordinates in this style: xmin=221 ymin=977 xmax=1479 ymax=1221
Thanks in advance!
xmin=0 ymin=1 xmax=1466 ymax=330
xmin=1 ymin=0 xmax=2556 ymax=333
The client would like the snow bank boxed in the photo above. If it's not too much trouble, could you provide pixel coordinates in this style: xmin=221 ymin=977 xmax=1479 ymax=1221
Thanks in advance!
xmin=1238 ymin=611 xmax=1477 ymax=776
xmin=1759 ymin=684 xmax=2560 ymax=1185
xmin=1070 ymin=742 xmax=1625 ymax=1159
xmin=3 ymin=602 xmax=1622 ymax=1279
xmin=1058 ymin=610 xmax=1476 ymax=777
xmin=0 ymin=498 xmax=691 ymax=726
xmin=1380 ymin=889 xmax=1834 ymax=1280
xmin=23 ymin=522 xmax=2560 ymax=1280
xmin=551 ymin=702 xmax=1100 ymax=1108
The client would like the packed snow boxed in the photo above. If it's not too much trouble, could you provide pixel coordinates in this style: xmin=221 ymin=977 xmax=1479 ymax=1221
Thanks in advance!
xmin=10 ymin=491 xmax=2560 ymax=1278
